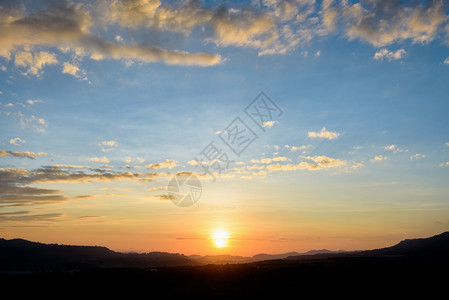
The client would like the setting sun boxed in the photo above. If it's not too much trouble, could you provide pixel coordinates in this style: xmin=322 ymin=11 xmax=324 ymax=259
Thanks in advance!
xmin=212 ymin=230 xmax=229 ymax=248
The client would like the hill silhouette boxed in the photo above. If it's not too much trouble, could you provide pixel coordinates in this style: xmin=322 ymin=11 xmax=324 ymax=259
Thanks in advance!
xmin=1 ymin=232 xmax=448 ymax=272
xmin=1 ymin=232 xmax=448 ymax=298
xmin=0 ymin=238 xmax=197 ymax=271
xmin=285 ymin=231 xmax=449 ymax=261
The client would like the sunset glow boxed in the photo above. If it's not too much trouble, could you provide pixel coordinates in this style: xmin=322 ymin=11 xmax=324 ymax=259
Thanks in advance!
xmin=212 ymin=230 xmax=230 ymax=248
xmin=0 ymin=0 xmax=449 ymax=258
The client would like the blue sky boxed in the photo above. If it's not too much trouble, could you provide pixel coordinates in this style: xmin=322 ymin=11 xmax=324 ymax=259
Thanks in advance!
xmin=1 ymin=0 xmax=449 ymax=255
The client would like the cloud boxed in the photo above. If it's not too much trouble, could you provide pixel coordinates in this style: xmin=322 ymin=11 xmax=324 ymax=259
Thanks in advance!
xmin=410 ymin=153 xmax=426 ymax=160
xmin=89 ymin=156 xmax=110 ymax=163
xmin=148 ymin=186 xmax=169 ymax=192
xmin=9 ymin=137 xmax=25 ymax=146
xmin=99 ymin=140 xmax=118 ymax=152
xmin=384 ymin=144 xmax=408 ymax=153
xmin=1 ymin=0 xmax=448 ymax=73
xmin=308 ymin=127 xmax=340 ymax=140
xmin=0 ymin=211 xmax=62 ymax=222
xmin=25 ymin=99 xmax=42 ymax=106
xmin=371 ymin=155 xmax=387 ymax=162
xmin=343 ymin=0 xmax=448 ymax=47
xmin=315 ymin=50 xmax=321 ymax=57
xmin=62 ymin=61 xmax=87 ymax=79
xmin=18 ymin=112 xmax=48 ymax=132
xmin=445 ymin=142 xmax=449 ymax=147
xmin=444 ymin=57 xmax=449 ymax=64
xmin=439 ymin=162 xmax=449 ymax=167
xmin=266 ymin=155 xmax=346 ymax=171
xmin=0 ymin=1 xmax=221 ymax=68
xmin=146 ymin=194 xmax=177 ymax=201
xmin=256 ymin=156 xmax=288 ymax=164
xmin=0 ymin=150 xmax=47 ymax=159
xmin=262 ymin=120 xmax=279 ymax=128
xmin=285 ymin=144 xmax=312 ymax=152
xmin=146 ymin=159 xmax=177 ymax=169
xmin=374 ymin=49 xmax=406 ymax=61
xmin=14 ymin=51 xmax=57 ymax=76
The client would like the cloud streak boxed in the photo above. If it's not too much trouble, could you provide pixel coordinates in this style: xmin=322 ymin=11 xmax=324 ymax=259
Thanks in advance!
xmin=0 ymin=150 xmax=47 ymax=159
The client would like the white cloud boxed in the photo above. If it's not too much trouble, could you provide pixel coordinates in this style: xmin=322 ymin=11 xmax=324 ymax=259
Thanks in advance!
xmin=146 ymin=159 xmax=177 ymax=169
xmin=371 ymin=155 xmax=387 ymax=163
xmin=444 ymin=57 xmax=449 ymax=65
xmin=308 ymin=127 xmax=340 ymax=140
xmin=259 ymin=156 xmax=288 ymax=164
xmin=100 ymin=140 xmax=118 ymax=152
xmin=266 ymin=155 xmax=346 ymax=171
xmin=374 ymin=49 xmax=406 ymax=61
xmin=89 ymin=156 xmax=110 ymax=163
xmin=9 ymin=137 xmax=25 ymax=146
xmin=314 ymin=50 xmax=321 ymax=57
xmin=25 ymin=99 xmax=42 ymax=106
xmin=439 ymin=162 xmax=449 ymax=167
xmin=445 ymin=142 xmax=449 ymax=147
xmin=262 ymin=120 xmax=279 ymax=128
xmin=62 ymin=62 xmax=87 ymax=80
xmin=384 ymin=144 xmax=408 ymax=153
xmin=293 ymin=145 xmax=312 ymax=152
xmin=410 ymin=153 xmax=426 ymax=160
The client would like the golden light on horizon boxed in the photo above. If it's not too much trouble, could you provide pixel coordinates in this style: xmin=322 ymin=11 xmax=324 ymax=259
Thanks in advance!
xmin=212 ymin=230 xmax=229 ymax=248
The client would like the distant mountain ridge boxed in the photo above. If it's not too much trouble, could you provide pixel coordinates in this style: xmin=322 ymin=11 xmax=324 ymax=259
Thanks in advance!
xmin=1 ymin=232 xmax=448 ymax=272
xmin=191 ymin=249 xmax=347 ymax=264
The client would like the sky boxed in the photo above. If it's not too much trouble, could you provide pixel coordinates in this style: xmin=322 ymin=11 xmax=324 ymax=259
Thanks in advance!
xmin=1 ymin=0 xmax=449 ymax=256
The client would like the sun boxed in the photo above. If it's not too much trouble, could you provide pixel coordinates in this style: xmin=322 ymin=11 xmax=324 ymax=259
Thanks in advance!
xmin=212 ymin=230 xmax=229 ymax=248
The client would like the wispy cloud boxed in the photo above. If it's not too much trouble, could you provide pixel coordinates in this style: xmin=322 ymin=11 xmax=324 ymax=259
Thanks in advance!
xmin=410 ymin=153 xmax=426 ymax=160
xmin=18 ymin=112 xmax=48 ymax=132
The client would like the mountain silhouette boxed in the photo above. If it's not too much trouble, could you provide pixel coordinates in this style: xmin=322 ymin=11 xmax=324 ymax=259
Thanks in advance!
xmin=1 ymin=233 xmax=448 ymax=298
xmin=1 ymin=232 xmax=448 ymax=272
xmin=286 ymin=231 xmax=449 ymax=261
xmin=0 ymin=238 xmax=197 ymax=271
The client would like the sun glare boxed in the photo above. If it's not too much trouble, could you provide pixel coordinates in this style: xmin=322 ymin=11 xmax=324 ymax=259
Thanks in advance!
xmin=212 ymin=230 xmax=229 ymax=248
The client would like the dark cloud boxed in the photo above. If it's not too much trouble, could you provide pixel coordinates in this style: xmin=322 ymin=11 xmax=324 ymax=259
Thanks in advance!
xmin=0 ymin=150 xmax=47 ymax=159
xmin=0 ymin=166 xmax=153 ymax=207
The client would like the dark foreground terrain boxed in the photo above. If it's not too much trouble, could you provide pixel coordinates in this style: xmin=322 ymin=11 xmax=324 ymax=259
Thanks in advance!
xmin=1 ymin=232 xmax=448 ymax=298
